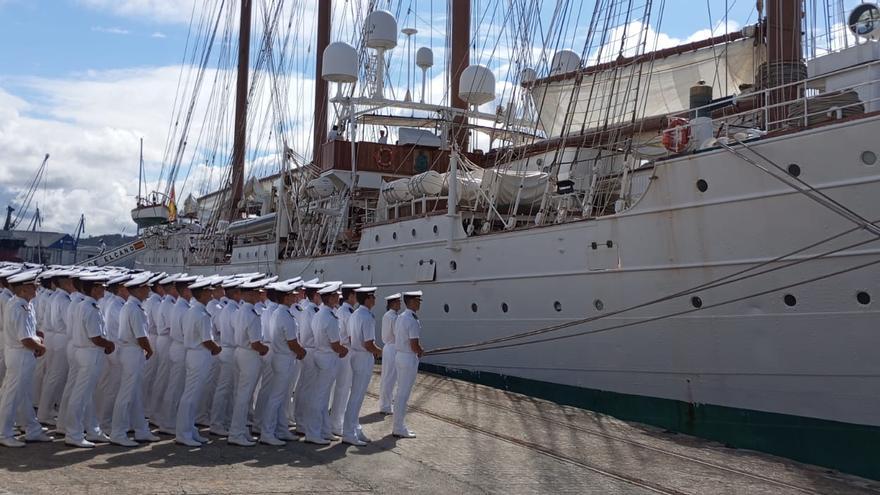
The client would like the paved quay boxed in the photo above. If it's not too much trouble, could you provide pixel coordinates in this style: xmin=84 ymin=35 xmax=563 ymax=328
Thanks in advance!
xmin=1 ymin=370 xmax=878 ymax=495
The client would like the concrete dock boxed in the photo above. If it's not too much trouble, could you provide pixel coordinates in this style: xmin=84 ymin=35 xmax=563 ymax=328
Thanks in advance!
xmin=0 ymin=370 xmax=877 ymax=495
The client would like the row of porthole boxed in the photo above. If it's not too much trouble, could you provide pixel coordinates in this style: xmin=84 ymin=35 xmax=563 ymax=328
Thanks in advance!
xmin=695 ymin=151 xmax=877 ymax=193
xmin=237 ymin=249 xmax=268 ymax=260
xmin=375 ymin=225 xmax=440 ymax=244
xmin=438 ymin=291 xmax=873 ymax=315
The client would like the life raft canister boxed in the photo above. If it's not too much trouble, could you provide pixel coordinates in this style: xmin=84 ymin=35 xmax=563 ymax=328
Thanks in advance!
xmin=662 ymin=117 xmax=691 ymax=153
xmin=374 ymin=145 xmax=394 ymax=169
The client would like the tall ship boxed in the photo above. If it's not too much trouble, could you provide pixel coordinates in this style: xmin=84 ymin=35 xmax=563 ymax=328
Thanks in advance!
xmin=130 ymin=0 xmax=880 ymax=478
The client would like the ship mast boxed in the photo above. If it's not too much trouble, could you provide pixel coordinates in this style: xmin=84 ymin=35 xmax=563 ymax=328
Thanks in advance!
xmin=764 ymin=0 xmax=804 ymax=128
xmin=450 ymin=0 xmax=470 ymax=151
xmin=312 ymin=0 xmax=332 ymax=166
xmin=229 ymin=0 xmax=253 ymax=219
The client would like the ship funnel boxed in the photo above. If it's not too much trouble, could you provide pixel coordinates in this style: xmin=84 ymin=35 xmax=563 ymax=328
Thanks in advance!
xmin=459 ymin=65 xmax=496 ymax=108
xmin=550 ymin=50 xmax=580 ymax=75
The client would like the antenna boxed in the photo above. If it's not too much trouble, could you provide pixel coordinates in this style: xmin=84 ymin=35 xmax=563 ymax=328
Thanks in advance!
xmin=416 ymin=47 xmax=434 ymax=104
xmin=402 ymin=27 xmax=418 ymax=102
xmin=364 ymin=11 xmax=398 ymax=99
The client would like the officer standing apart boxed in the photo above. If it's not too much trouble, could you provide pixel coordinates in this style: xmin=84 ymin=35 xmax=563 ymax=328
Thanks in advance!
xmin=392 ymin=291 xmax=424 ymax=439
xmin=378 ymin=293 xmax=401 ymax=414
xmin=0 ymin=269 xmax=51 ymax=448
xmin=176 ymin=278 xmax=222 ymax=447
xmin=110 ymin=272 xmax=159 ymax=447
xmin=342 ymin=287 xmax=382 ymax=446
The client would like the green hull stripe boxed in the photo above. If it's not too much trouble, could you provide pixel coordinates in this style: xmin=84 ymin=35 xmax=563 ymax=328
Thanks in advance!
xmin=421 ymin=363 xmax=880 ymax=481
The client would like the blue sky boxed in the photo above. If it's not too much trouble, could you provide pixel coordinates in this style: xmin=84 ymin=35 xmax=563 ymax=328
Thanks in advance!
xmin=0 ymin=0 xmax=857 ymax=235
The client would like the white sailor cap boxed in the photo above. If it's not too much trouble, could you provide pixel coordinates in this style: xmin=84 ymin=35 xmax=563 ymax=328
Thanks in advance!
xmin=8 ymin=269 xmax=40 ymax=285
xmin=303 ymin=282 xmax=324 ymax=290
xmin=318 ymin=281 xmax=342 ymax=295
xmin=341 ymin=283 xmax=362 ymax=289
xmin=176 ymin=274 xmax=199 ymax=284
xmin=81 ymin=273 xmax=110 ymax=282
xmin=403 ymin=290 xmax=423 ymax=298
xmin=221 ymin=277 xmax=246 ymax=289
xmin=107 ymin=273 xmax=132 ymax=286
xmin=240 ymin=278 xmax=269 ymax=290
xmin=263 ymin=275 xmax=279 ymax=284
xmin=0 ymin=266 xmax=23 ymax=278
xmin=124 ymin=272 xmax=154 ymax=288
xmin=188 ymin=277 xmax=216 ymax=290
xmin=158 ymin=273 xmax=182 ymax=285
xmin=148 ymin=272 xmax=167 ymax=284
xmin=384 ymin=292 xmax=402 ymax=301
xmin=303 ymin=277 xmax=320 ymax=285
xmin=355 ymin=286 xmax=377 ymax=293
xmin=281 ymin=276 xmax=302 ymax=285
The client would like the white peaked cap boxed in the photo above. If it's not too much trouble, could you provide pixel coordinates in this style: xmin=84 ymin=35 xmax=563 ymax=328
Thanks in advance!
xmin=281 ymin=276 xmax=302 ymax=284
xmin=107 ymin=273 xmax=132 ymax=286
xmin=240 ymin=278 xmax=269 ymax=290
xmin=0 ymin=266 xmax=23 ymax=278
xmin=8 ymin=269 xmax=40 ymax=285
xmin=318 ymin=281 xmax=342 ymax=294
xmin=403 ymin=290 xmax=423 ymax=297
xmin=148 ymin=272 xmax=167 ymax=284
xmin=355 ymin=286 xmax=377 ymax=293
xmin=303 ymin=277 xmax=320 ymax=285
xmin=158 ymin=273 xmax=182 ymax=285
xmin=176 ymin=274 xmax=199 ymax=283
xmin=189 ymin=277 xmax=216 ymax=290
xmin=384 ymin=292 xmax=401 ymax=301
xmin=221 ymin=277 xmax=245 ymax=289
xmin=81 ymin=273 xmax=111 ymax=282
xmin=124 ymin=272 xmax=154 ymax=288
xmin=341 ymin=283 xmax=362 ymax=289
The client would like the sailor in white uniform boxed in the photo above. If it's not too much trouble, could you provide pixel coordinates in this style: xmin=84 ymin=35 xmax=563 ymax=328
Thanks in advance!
xmin=228 ymin=278 xmax=269 ymax=447
xmin=64 ymin=274 xmax=115 ymax=448
xmin=392 ymin=291 xmax=424 ymax=438
xmin=157 ymin=275 xmax=197 ymax=434
xmin=147 ymin=274 xmax=180 ymax=420
xmin=328 ymin=283 xmax=360 ymax=436
xmin=303 ymin=282 xmax=348 ymax=445
xmin=54 ymin=271 xmax=85 ymax=432
xmin=196 ymin=279 xmax=227 ymax=428
xmin=253 ymin=283 xmax=281 ymax=433
xmin=292 ymin=280 xmax=322 ymax=433
xmin=34 ymin=271 xmax=68 ymax=425
xmin=31 ymin=275 xmax=53 ymax=408
xmin=140 ymin=273 xmax=166 ymax=416
xmin=96 ymin=273 xmax=129 ymax=432
xmin=259 ymin=280 xmax=306 ymax=445
xmin=209 ymin=277 xmax=244 ymax=436
xmin=0 ymin=269 xmax=52 ymax=448
xmin=175 ymin=277 xmax=222 ymax=446
xmin=342 ymin=287 xmax=383 ymax=446
xmin=378 ymin=293 xmax=401 ymax=414
xmin=0 ymin=267 xmax=19 ymax=391
xmin=110 ymin=272 xmax=159 ymax=447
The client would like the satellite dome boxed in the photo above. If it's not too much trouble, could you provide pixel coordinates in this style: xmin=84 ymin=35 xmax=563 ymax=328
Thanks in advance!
xmin=459 ymin=65 xmax=496 ymax=106
xmin=520 ymin=67 xmax=538 ymax=84
xmin=322 ymin=42 xmax=358 ymax=83
xmin=416 ymin=47 xmax=434 ymax=69
xmin=550 ymin=50 xmax=581 ymax=75
xmin=364 ymin=10 xmax=398 ymax=50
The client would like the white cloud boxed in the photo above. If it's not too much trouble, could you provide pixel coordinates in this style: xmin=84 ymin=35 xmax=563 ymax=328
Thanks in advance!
xmin=91 ymin=26 xmax=131 ymax=35
xmin=78 ymin=0 xmax=200 ymax=24
xmin=151 ymin=31 xmax=167 ymax=39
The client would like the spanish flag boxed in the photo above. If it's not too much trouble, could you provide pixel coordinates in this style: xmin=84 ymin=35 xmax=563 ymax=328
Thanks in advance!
xmin=168 ymin=185 xmax=178 ymax=222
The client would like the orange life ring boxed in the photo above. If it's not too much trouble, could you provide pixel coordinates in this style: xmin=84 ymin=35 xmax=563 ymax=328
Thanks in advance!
xmin=374 ymin=146 xmax=394 ymax=169
xmin=662 ymin=117 xmax=691 ymax=153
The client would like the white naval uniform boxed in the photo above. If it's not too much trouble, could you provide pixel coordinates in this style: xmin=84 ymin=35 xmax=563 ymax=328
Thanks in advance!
xmin=253 ymin=301 xmax=278 ymax=429
xmin=64 ymin=296 xmax=107 ymax=442
xmin=175 ymin=300 xmax=215 ymax=443
xmin=229 ymin=302 xmax=263 ymax=442
xmin=329 ymin=302 xmax=355 ymax=434
xmin=0 ymin=295 xmax=44 ymax=441
xmin=378 ymin=308 xmax=399 ymax=413
xmin=209 ymin=298 xmax=238 ymax=432
xmin=57 ymin=292 xmax=87 ymax=435
xmin=343 ymin=305 xmax=377 ymax=442
xmin=36 ymin=289 xmax=70 ymax=423
xmin=31 ymin=287 xmax=52 ymax=407
xmin=303 ymin=305 xmax=341 ymax=441
xmin=158 ymin=297 xmax=190 ymax=432
xmin=292 ymin=300 xmax=318 ymax=429
xmin=392 ymin=309 xmax=421 ymax=435
xmin=260 ymin=303 xmax=299 ymax=441
xmin=96 ymin=293 xmax=124 ymax=431
xmin=0 ymin=289 xmax=12 ymax=390
xmin=140 ymin=292 xmax=162 ymax=410
xmin=147 ymin=295 xmax=175 ymax=419
xmin=285 ymin=303 xmax=306 ymax=424
xmin=196 ymin=298 xmax=225 ymax=426
xmin=110 ymin=296 xmax=152 ymax=441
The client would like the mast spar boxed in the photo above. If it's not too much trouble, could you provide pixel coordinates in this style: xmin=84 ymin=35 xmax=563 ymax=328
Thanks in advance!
xmin=229 ymin=0 xmax=253 ymax=219
xmin=450 ymin=0 xmax=470 ymax=151
xmin=312 ymin=0 xmax=332 ymax=167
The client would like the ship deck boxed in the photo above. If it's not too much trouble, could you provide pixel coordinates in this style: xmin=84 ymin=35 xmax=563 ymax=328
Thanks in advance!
xmin=1 ymin=369 xmax=877 ymax=495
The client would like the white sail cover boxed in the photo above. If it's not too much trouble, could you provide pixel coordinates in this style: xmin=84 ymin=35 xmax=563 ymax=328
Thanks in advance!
xmin=530 ymin=37 xmax=765 ymax=137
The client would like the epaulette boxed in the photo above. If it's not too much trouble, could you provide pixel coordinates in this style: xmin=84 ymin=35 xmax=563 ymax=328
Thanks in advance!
xmin=21 ymin=304 xmax=30 ymax=312
xmin=251 ymin=308 xmax=259 ymax=316
xmin=412 ymin=313 xmax=419 ymax=320
xmin=294 ymin=305 xmax=302 ymax=311
xmin=348 ymin=307 xmax=354 ymax=314
xmin=331 ymin=313 xmax=338 ymax=320
xmin=92 ymin=302 xmax=98 ymax=309
xmin=312 ymin=306 xmax=319 ymax=313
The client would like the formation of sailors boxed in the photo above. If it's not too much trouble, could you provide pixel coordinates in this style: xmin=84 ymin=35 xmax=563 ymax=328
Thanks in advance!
xmin=0 ymin=262 xmax=424 ymax=449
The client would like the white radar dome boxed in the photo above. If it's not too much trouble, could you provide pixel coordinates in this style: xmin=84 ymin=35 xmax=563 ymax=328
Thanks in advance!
xmin=520 ymin=67 xmax=538 ymax=84
xmin=848 ymin=3 xmax=880 ymax=40
xmin=459 ymin=65 xmax=496 ymax=106
xmin=322 ymin=42 xmax=358 ymax=83
xmin=550 ymin=50 xmax=581 ymax=75
xmin=416 ymin=47 xmax=434 ymax=69
xmin=364 ymin=10 xmax=398 ymax=50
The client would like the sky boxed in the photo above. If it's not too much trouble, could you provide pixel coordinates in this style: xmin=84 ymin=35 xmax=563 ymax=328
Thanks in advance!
xmin=0 ymin=0 xmax=851 ymax=236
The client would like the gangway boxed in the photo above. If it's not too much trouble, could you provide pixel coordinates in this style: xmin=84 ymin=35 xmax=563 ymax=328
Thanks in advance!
xmin=77 ymin=238 xmax=147 ymax=267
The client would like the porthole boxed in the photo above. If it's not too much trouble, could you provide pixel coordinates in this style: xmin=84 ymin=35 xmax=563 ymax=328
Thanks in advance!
xmin=411 ymin=228 xmax=417 ymax=237
xmin=783 ymin=294 xmax=797 ymax=307
xmin=591 ymin=242 xmax=598 ymax=250
xmin=606 ymin=240 xmax=614 ymax=248
xmin=450 ymin=260 xmax=457 ymax=271
xmin=696 ymin=179 xmax=708 ymax=192
xmin=553 ymin=301 xmax=562 ymax=312
xmin=787 ymin=164 xmax=801 ymax=177
xmin=392 ymin=232 xmax=397 ymax=240
xmin=857 ymin=291 xmax=871 ymax=305
xmin=501 ymin=303 xmax=509 ymax=313
xmin=443 ymin=304 xmax=450 ymax=313
xmin=861 ymin=150 xmax=877 ymax=166
xmin=691 ymin=296 xmax=703 ymax=308
xmin=367 ymin=265 xmax=371 ymax=270
xmin=594 ymin=299 xmax=604 ymax=311
xmin=360 ymin=265 xmax=364 ymax=271
xmin=375 ymin=234 xmax=380 ymax=243
xmin=471 ymin=303 xmax=478 ymax=313
xmin=419 ymin=260 xmax=424 ymax=266
xmin=433 ymin=225 xmax=439 ymax=235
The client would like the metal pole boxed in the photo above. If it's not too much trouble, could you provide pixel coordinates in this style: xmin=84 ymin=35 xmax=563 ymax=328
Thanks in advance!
xmin=312 ymin=0 xmax=332 ymax=167
xmin=230 ymin=0 xmax=253 ymax=219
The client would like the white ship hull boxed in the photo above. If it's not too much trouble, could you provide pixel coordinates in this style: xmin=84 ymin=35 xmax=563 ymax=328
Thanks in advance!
xmin=136 ymin=116 xmax=880 ymax=441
